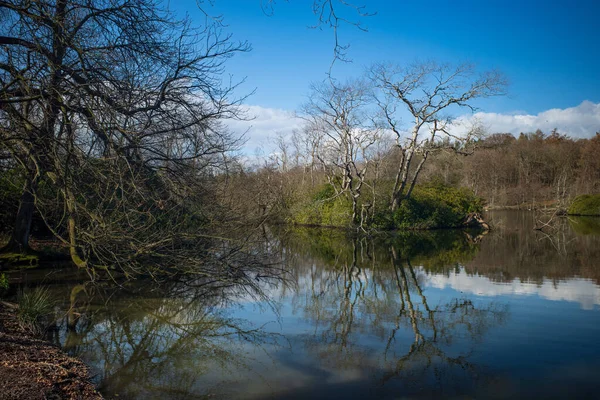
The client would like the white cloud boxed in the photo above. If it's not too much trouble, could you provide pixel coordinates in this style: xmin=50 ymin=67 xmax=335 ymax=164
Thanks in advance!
xmin=225 ymin=101 xmax=600 ymax=160
xmin=426 ymin=267 xmax=600 ymax=310
xmin=453 ymin=101 xmax=600 ymax=138
xmin=225 ymin=105 xmax=304 ymax=157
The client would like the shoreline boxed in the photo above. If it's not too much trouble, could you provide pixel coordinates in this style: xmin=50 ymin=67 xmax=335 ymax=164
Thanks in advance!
xmin=484 ymin=205 xmax=561 ymax=211
xmin=0 ymin=301 xmax=102 ymax=400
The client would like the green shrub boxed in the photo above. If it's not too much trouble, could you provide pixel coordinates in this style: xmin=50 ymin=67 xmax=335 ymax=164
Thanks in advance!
xmin=375 ymin=183 xmax=483 ymax=229
xmin=290 ymin=181 xmax=482 ymax=230
xmin=288 ymin=183 xmax=353 ymax=227
xmin=289 ymin=201 xmax=323 ymax=225
xmin=313 ymin=183 xmax=337 ymax=201
xmin=568 ymin=194 xmax=600 ymax=216
xmin=320 ymin=196 xmax=352 ymax=226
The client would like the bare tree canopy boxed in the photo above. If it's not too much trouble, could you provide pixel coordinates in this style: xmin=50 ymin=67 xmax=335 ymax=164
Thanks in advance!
xmin=0 ymin=0 xmax=378 ymax=277
xmin=0 ymin=0 xmax=257 ymax=278
xmin=259 ymin=0 xmax=374 ymax=67
xmin=272 ymin=61 xmax=508 ymax=230
xmin=300 ymin=79 xmax=381 ymax=228
xmin=370 ymin=61 xmax=507 ymax=210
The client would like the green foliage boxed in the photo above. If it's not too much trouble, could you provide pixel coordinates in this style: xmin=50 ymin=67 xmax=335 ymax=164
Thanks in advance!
xmin=313 ymin=183 xmax=336 ymax=201
xmin=320 ymin=196 xmax=353 ymax=227
xmin=17 ymin=286 xmax=54 ymax=333
xmin=568 ymin=194 xmax=600 ymax=216
xmin=290 ymin=181 xmax=482 ymax=230
xmin=375 ymin=183 xmax=483 ymax=230
xmin=288 ymin=183 xmax=353 ymax=227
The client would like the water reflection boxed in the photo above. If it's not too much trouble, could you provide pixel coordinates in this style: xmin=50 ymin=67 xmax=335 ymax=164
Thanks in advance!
xmin=276 ymin=230 xmax=508 ymax=397
xmin=10 ymin=211 xmax=600 ymax=399
xmin=568 ymin=216 xmax=600 ymax=235
xmin=474 ymin=211 xmax=600 ymax=285
xmin=429 ymin=269 xmax=600 ymax=309
xmin=44 ymin=281 xmax=283 ymax=399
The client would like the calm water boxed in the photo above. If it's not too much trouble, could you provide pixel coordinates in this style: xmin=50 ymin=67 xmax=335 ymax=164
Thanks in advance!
xmin=9 ymin=211 xmax=600 ymax=399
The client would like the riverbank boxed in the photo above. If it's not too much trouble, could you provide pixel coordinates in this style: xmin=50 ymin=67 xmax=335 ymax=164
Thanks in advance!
xmin=0 ymin=301 xmax=102 ymax=400
xmin=484 ymin=202 xmax=563 ymax=211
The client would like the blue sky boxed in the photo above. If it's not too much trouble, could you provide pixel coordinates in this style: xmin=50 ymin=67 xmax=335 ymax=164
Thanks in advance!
xmin=171 ymin=1 xmax=600 ymax=153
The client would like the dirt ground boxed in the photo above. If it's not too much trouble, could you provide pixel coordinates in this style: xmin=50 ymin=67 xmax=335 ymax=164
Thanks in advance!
xmin=0 ymin=302 xmax=102 ymax=400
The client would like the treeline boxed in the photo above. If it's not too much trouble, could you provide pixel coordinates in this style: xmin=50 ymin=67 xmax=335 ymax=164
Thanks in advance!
xmin=224 ymin=129 xmax=599 ymax=228
xmin=436 ymin=130 xmax=600 ymax=208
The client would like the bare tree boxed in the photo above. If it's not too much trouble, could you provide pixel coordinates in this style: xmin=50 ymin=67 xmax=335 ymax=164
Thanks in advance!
xmin=300 ymin=79 xmax=381 ymax=227
xmin=292 ymin=124 xmax=326 ymax=187
xmin=0 ymin=0 xmax=250 ymax=276
xmin=370 ymin=62 xmax=507 ymax=211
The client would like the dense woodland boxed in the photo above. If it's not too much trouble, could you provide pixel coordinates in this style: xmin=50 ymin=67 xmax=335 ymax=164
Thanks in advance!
xmin=461 ymin=130 xmax=600 ymax=207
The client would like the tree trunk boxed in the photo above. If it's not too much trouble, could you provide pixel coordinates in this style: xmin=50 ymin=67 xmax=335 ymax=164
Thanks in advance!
xmin=391 ymin=125 xmax=420 ymax=211
xmin=405 ymin=152 xmax=429 ymax=200
xmin=2 ymin=175 xmax=38 ymax=253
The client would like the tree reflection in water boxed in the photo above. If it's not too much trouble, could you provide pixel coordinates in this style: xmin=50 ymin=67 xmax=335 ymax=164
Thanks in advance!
xmin=55 ymin=279 xmax=284 ymax=399
xmin=285 ymin=230 xmax=508 ymax=395
xmin=32 ymin=216 xmax=600 ymax=398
